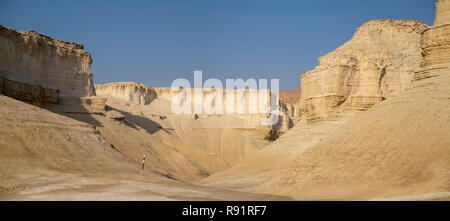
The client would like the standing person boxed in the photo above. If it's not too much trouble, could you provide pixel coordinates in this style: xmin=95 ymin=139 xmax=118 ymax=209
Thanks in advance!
xmin=141 ymin=154 xmax=146 ymax=175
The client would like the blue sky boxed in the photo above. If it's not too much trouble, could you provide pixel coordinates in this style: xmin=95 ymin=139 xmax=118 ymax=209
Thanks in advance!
xmin=1 ymin=0 xmax=436 ymax=90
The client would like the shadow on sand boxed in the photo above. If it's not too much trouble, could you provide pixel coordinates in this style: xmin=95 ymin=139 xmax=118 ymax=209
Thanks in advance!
xmin=106 ymin=106 xmax=171 ymax=135
xmin=45 ymin=103 xmax=104 ymax=127
xmin=45 ymin=100 xmax=170 ymax=135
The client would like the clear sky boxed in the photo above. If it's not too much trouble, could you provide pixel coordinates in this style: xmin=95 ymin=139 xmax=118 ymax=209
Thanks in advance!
xmin=1 ymin=0 xmax=436 ymax=90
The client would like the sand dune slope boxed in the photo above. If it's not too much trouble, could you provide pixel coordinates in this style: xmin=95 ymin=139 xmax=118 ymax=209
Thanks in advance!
xmin=200 ymin=113 xmax=356 ymax=192
xmin=257 ymin=73 xmax=450 ymax=200
xmin=92 ymin=95 xmax=272 ymax=178
xmin=203 ymin=72 xmax=450 ymax=200
xmin=0 ymin=95 xmax=288 ymax=200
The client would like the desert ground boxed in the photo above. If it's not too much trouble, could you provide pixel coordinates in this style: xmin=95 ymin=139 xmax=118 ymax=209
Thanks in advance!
xmin=1 ymin=0 xmax=449 ymax=201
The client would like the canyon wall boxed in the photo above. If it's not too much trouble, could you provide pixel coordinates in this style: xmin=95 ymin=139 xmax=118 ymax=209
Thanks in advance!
xmin=415 ymin=0 xmax=450 ymax=81
xmin=153 ymin=86 xmax=274 ymax=116
xmin=298 ymin=20 xmax=428 ymax=122
xmin=434 ymin=0 xmax=450 ymax=26
xmin=205 ymin=0 xmax=450 ymax=200
xmin=0 ymin=76 xmax=59 ymax=105
xmin=95 ymin=82 xmax=295 ymax=118
xmin=95 ymin=82 xmax=157 ymax=106
xmin=92 ymin=82 xmax=296 ymax=176
xmin=95 ymin=82 xmax=296 ymax=143
xmin=255 ymin=0 xmax=450 ymax=199
xmin=0 ymin=25 xmax=95 ymax=99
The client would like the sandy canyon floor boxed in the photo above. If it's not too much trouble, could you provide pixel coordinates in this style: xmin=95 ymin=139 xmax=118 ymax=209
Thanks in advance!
xmin=1 ymin=0 xmax=450 ymax=200
xmin=0 ymin=95 xmax=290 ymax=201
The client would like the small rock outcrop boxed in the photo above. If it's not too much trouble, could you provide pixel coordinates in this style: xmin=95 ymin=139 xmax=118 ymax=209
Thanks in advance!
xmin=105 ymin=110 xmax=126 ymax=122
xmin=298 ymin=20 xmax=428 ymax=122
xmin=97 ymin=83 xmax=295 ymax=117
xmin=0 ymin=25 xmax=95 ymax=99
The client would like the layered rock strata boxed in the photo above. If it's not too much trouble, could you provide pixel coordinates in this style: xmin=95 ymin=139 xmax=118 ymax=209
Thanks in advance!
xmin=255 ymin=2 xmax=450 ymax=198
xmin=152 ymin=86 xmax=274 ymax=115
xmin=0 ymin=76 xmax=59 ymax=105
xmin=0 ymin=25 xmax=95 ymax=99
xmin=203 ymin=1 xmax=450 ymax=200
xmin=414 ymin=0 xmax=450 ymax=81
xmin=96 ymin=82 xmax=296 ymax=134
xmin=95 ymin=82 xmax=157 ymax=106
xmin=298 ymin=20 xmax=428 ymax=122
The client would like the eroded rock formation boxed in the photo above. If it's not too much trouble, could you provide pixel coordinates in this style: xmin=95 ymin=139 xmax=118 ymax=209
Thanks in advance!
xmin=298 ymin=20 xmax=428 ymax=122
xmin=434 ymin=0 xmax=450 ymax=26
xmin=95 ymin=82 xmax=157 ymax=106
xmin=279 ymin=89 xmax=301 ymax=105
xmin=93 ymin=82 xmax=296 ymax=175
xmin=203 ymin=1 xmax=450 ymax=200
xmin=0 ymin=76 xmax=59 ymax=105
xmin=96 ymin=82 xmax=295 ymax=133
xmin=253 ymin=5 xmax=450 ymax=198
xmin=0 ymin=25 xmax=95 ymax=99
xmin=414 ymin=0 xmax=450 ymax=81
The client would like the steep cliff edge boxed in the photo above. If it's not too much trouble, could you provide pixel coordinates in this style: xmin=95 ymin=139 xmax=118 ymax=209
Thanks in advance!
xmin=0 ymin=25 xmax=95 ymax=99
xmin=95 ymin=82 xmax=157 ymax=106
xmin=298 ymin=20 xmax=428 ymax=122
xmin=434 ymin=0 xmax=450 ymax=26
xmin=203 ymin=1 xmax=450 ymax=200
xmin=0 ymin=95 xmax=286 ymax=200
xmin=95 ymin=82 xmax=295 ymax=134
xmin=93 ymin=82 xmax=295 ymax=177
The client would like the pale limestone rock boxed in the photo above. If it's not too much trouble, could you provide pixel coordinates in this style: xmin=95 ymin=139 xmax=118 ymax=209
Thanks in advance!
xmin=203 ymin=1 xmax=450 ymax=200
xmin=98 ymin=83 xmax=286 ymax=116
xmin=95 ymin=82 xmax=157 ymax=106
xmin=0 ymin=25 xmax=95 ymax=99
xmin=414 ymin=25 xmax=450 ymax=80
xmin=96 ymin=82 xmax=296 ymax=143
xmin=434 ymin=0 xmax=450 ymax=26
xmin=105 ymin=110 xmax=125 ymax=122
xmin=298 ymin=20 xmax=428 ymax=122
xmin=49 ymin=96 xmax=107 ymax=114
xmin=414 ymin=0 xmax=450 ymax=81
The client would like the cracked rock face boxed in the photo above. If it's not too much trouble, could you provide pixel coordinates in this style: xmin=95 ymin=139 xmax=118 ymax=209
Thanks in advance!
xmin=0 ymin=25 xmax=95 ymax=99
xmin=298 ymin=20 xmax=428 ymax=122
xmin=415 ymin=0 xmax=450 ymax=81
